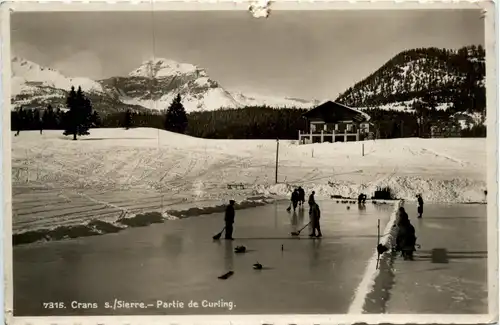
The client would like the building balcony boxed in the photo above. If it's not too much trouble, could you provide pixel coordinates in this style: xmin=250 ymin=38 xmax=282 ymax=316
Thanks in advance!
xmin=298 ymin=129 xmax=365 ymax=144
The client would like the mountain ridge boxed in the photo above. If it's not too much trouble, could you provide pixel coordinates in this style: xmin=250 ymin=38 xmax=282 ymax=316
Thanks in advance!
xmin=335 ymin=45 xmax=486 ymax=115
xmin=10 ymin=57 xmax=319 ymax=114
xmin=11 ymin=45 xmax=486 ymax=118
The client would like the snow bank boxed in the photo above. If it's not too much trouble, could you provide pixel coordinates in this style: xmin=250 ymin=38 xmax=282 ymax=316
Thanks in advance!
xmin=348 ymin=200 xmax=403 ymax=314
xmin=258 ymin=176 xmax=486 ymax=203
xmin=12 ymin=195 xmax=275 ymax=246
xmin=11 ymin=128 xmax=487 ymax=242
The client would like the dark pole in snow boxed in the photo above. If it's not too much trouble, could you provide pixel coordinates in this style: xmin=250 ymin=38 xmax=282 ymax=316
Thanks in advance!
xmin=376 ymin=218 xmax=381 ymax=270
xmin=275 ymin=138 xmax=279 ymax=184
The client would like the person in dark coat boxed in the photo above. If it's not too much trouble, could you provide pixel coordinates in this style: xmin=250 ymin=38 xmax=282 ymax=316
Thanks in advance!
xmin=397 ymin=207 xmax=409 ymax=226
xmin=308 ymin=191 xmax=316 ymax=215
xmin=291 ymin=189 xmax=300 ymax=212
xmin=416 ymin=194 xmax=424 ymax=218
xmin=297 ymin=187 xmax=305 ymax=207
xmin=309 ymin=202 xmax=322 ymax=238
xmin=395 ymin=207 xmax=416 ymax=260
xmin=224 ymin=200 xmax=236 ymax=240
xmin=358 ymin=193 xmax=367 ymax=204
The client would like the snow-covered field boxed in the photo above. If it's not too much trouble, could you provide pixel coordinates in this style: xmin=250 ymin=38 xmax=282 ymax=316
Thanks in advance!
xmin=11 ymin=128 xmax=487 ymax=242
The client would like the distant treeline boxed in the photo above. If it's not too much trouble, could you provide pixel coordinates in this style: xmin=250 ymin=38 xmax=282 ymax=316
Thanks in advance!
xmin=11 ymin=102 xmax=101 ymax=135
xmin=99 ymin=106 xmax=308 ymax=139
xmin=98 ymin=105 xmax=488 ymax=139
xmin=11 ymin=102 xmax=485 ymax=139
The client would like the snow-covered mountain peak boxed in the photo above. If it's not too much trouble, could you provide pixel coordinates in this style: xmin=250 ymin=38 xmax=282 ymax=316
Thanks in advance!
xmin=129 ymin=57 xmax=205 ymax=78
xmin=11 ymin=57 xmax=59 ymax=77
xmin=11 ymin=56 xmax=104 ymax=96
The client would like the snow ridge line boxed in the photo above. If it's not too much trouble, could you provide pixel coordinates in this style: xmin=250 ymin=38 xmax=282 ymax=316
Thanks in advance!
xmin=12 ymin=196 xmax=277 ymax=245
xmin=347 ymin=199 xmax=403 ymax=314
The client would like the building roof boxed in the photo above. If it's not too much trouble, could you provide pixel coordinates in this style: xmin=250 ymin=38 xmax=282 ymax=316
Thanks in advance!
xmin=302 ymin=101 xmax=371 ymax=123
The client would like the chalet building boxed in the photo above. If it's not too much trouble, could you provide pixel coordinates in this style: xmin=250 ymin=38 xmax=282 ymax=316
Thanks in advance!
xmin=298 ymin=101 xmax=373 ymax=144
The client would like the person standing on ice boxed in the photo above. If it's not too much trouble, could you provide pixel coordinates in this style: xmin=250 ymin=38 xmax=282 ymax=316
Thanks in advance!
xmin=416 ymin=194 xmax=424 ymax=219
xmin=297 ymin=187 xmax=305 ymax=207
xmin=224 ymin=200 xmax=236 ymax=240
xmin=291 ymin=189 xmax=300 ymax=212
xmin=308 ymin=191 xmax=316 ymax=213
xmin=309 ymin=202 xmax=322 ymax=238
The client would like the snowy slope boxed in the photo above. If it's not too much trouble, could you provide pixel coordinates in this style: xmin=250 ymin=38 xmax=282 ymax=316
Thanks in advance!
xmin=12 ymin=128 xmax=487 ymax=235
xmin=336 ymin=46 xmax=486 ymax=114
xmin=11 ymin=57 xmax=317 ymax=113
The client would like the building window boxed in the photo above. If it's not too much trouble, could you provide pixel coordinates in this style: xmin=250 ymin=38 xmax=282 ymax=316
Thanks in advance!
xmin=335 ymin=124 xmax=339 ymax=131
xmin=346 ymin=124 xmax=353 ymax=132
xmin=324 ymin=124 xmax=328 ymax=131
xmin=311 ymin=124 xmax=316 ymax=132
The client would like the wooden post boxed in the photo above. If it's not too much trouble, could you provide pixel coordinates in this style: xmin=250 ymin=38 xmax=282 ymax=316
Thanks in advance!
xmin=377 ymin=219 xmax=380 ymax=244
xmin=320 ymin=130 xmax=324 ymax=143
xmin=362 ymin=143 xmax=365 ymax=157
xmin=376 ymin=218 xmax=381 ymax=270
xmin=275 ymin=138 xmax=279 ymax=184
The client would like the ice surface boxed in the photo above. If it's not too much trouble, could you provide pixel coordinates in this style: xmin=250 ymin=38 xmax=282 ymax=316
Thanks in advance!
xmin=13 ymin=200 xmax=395 ymax=316
xmin=386 ymin=202 xmax=488 ymax=314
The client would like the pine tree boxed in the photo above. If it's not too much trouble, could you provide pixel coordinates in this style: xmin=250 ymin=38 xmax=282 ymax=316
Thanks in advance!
xmin=63 ymin=86 xmax=94 ymax=140
xmin=63 ymin=86 xmax=78 ymax=139
xmin=124 ymin=109 xmax=133 ymax=130
xmin=164 ymin=94 xmax=188 ymax=133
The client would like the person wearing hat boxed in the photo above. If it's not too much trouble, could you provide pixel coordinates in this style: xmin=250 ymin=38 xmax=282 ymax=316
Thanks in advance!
xmin=224 ymin=200 xmax=236 ymax=240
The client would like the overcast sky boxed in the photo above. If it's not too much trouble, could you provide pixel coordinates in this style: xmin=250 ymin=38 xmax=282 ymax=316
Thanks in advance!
xmin=11 ymin=10 xmax=484 ymax=100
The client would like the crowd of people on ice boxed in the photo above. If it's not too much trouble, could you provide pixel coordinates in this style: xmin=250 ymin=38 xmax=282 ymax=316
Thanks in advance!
xmin=221 ymin=188 xmax=425 ymax=261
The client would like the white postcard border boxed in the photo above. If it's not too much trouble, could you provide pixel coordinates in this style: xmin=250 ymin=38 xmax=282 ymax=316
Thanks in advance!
xmin=1 ymin=1 xmax=498 ymax=324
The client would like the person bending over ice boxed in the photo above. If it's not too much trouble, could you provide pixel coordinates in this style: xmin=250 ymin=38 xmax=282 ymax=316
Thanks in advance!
xmin=395 ymin=207 xmax=417 ymax=260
